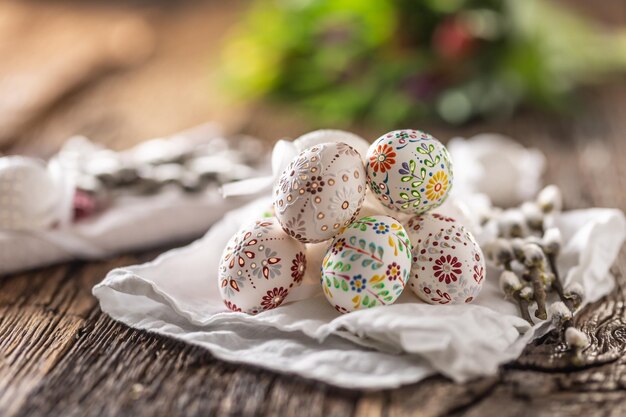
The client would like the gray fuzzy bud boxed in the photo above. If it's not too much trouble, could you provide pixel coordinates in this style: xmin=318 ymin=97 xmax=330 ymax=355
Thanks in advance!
xmin=565 ymin=283 xmax=585 ymax=299
xmin=524 ymin=235 xmax=544 ymax=246
xmin=565 ymin=327 xmax=590 ymax=349
xmin=565 ymin=282 xmax=585 ymax=308
xmin=499 ymin=238 xmax=515 ymax=257
xmin=510 ymin=238 xmax=525 ymax=261
xmin=519 ymin=286 xmax=533 ymax=299
xmin=522 ymin=243 xmax=544 ymax=267
xmin=487 ymin=238 xmax=514 ymax=266
xmin=498 ymin=209 xmax=528 ymax=238
xmin=521 ymin=201 xmax=544 ymax=230
xmin=549 ymin=301 xmax=572 ymax=322
xmin=499 ymin=270 xmax=522 ymax=293
xmin=537 ymin=185 xmax=563 ymax=214
xmin=543 ymin=227 xmax=562 ymax=255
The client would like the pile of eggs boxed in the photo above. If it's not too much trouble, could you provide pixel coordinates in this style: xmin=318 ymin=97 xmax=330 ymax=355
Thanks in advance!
xmin=218 ymin=129 xmax=485 ymax=314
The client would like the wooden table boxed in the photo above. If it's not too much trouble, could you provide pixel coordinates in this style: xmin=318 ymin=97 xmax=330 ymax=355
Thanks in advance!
xmin=1 ymin=1 xmax=625 ymax=416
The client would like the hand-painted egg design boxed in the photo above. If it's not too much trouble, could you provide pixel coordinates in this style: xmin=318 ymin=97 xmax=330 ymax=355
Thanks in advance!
xmin=274 ymin=142 xmax=366 ymax=243
xmin=366 ymin=129 xmax=453 ymax=214
xmin=321 ymin=215 xmax=412 ymax=313
xmin=218 ymin=217 xmax=307 ymax=314
xmin=406 ymin=212 xmax=485 ymax=304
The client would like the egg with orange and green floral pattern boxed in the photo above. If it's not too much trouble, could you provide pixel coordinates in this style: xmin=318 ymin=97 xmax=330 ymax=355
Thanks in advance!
xmin=321 ymin=215 xmax=412 ymax=313
xmin=366 ymin=129 xmax=453 ymax=214
xmin=219 ymin=217 xmax=307 ymax=314
xmin=405 ymin=212 xmax=485 ymax=305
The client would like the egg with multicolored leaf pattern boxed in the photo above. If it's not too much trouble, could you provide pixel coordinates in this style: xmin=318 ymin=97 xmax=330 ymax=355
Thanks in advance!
xmin=405 ymin=212 xmax=485 ymax=305
xmin=321 ymin=215 xmax=412 ymax=313
xmin=218 ymin=217 xmax=307 ymax=314
xmin=366 ymin=129 xmax=453 ymax=214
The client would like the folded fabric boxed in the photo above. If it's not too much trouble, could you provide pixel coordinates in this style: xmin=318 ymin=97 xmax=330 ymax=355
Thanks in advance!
xmin=0 ymin=124 xmax=256 ymax=276
xmin=94 ymin=135 xmax=625 ymax=389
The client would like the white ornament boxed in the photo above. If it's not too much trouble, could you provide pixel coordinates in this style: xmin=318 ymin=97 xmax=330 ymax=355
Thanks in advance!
xmin=0 ymin=157 xmax=70 ymax=231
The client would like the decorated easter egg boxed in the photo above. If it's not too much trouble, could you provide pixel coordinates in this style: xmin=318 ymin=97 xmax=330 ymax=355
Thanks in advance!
xmin=0 ymin=157 xmax=69 ymax=230
xmin=406 ymin=212 xmax=485 ymax=304
xmin=366 ymin=129 xmax=453 ymax=214
xmin=218 ymin=217 xmax=307 ymax=314
xmin=321 ymin=215 xmax=412 ymax=313
xmin=274 ymin=142 xmax=367 ymax=243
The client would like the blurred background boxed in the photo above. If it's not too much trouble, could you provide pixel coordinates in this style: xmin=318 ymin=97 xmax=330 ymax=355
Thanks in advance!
xmin=0 ymin=0 xmax=624 ymax=156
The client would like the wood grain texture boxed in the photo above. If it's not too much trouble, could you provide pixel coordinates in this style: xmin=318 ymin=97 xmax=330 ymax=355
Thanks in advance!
xmin=0 ymin=258 xmax=136 ymax=416
xmin=0 ymin=1 xmax=625 ymax=416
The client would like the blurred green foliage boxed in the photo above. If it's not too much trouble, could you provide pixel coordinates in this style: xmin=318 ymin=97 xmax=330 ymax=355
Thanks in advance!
xmin=221 ymin=0 xmax=626 ymax=126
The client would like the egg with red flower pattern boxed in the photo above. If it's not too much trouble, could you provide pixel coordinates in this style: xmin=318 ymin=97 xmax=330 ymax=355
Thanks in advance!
xmin=405 ymin=212 xmax=484 ymax=304
xmin=218 ymin=217 xmax=307 ymax=314
xmin=366 ymin=129 xmax=453 ymax=214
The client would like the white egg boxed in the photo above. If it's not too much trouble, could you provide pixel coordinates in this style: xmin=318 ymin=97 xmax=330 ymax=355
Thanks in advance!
xmin=218 ymin=217 xmax=307 ymax=314
xmin=294 ymin=129 xmax=370 ymax=162
xmin=321 ymin=215 xmax=412 ymax=313
xmin=366 ymin=129 xmax=453 ymax=214
xmin=274 ymin=142 xmax=366 ymax=243
xmin=406 ymin=212 xmax=485 ymax=304
xmin=0 ymin=156 xmax=67 ymax=230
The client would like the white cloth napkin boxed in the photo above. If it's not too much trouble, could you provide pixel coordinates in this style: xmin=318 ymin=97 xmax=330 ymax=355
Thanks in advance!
xmin=93 ymin=134 xmax=625 ymax=389
xmin=0 ymin=124 xmax=254 ymax=276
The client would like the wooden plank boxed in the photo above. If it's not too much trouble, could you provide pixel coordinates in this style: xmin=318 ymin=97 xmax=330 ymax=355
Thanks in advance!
xmin=14 ymin=312 xmax=276 ymax=417
xmin=0 ymin=257 xmax=137 ymax=417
